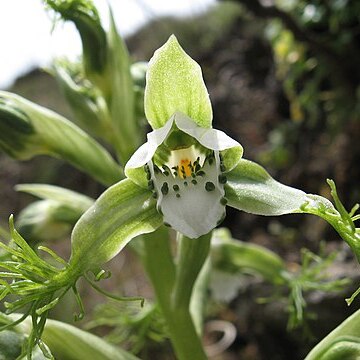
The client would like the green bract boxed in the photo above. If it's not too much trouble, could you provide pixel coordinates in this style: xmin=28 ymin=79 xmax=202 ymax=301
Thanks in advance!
xmin=70 ymin=179 xmax=162 ymax=272
xmin=17 ymin=317 xmax=140 ymax=360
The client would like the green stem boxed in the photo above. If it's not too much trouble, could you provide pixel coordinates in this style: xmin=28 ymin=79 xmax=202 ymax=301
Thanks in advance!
xmin=142 ymin=227 xmax=175 ymax=309
xmin=172 ymin=233 xmax=211 ymax=309
xmin=164 ymin=308 xmax=207 ymax=360
xmin=142 ymin=228 xmax=209 ymax=360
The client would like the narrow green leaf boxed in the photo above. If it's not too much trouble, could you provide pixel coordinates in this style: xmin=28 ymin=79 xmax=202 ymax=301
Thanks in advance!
xmin=37 ymin=247 xmax=68 ymax=266
xmin=305 ymin=309 xmax=360 ymax=360
xmin=42 ymin=319 xmax=140 ymax=360
xmin=15 ymin=184 xmax=94 ymax=213
xmin=0 ymin=91 xmax=122 ymax=186
xmin=69 ymin=179 xmax=162 ymax=272
xmin=9 ymin=216 xmax=52 ymax=271
xmin=11 ymin=315 xmax=139 ymax=360
xmin=225 ymin=159 xmax=307 ymax=215
xmin=145 ymin=35 xmax=212 ymax=129
xmin=107 ymin=11 xmax=140 ymax=164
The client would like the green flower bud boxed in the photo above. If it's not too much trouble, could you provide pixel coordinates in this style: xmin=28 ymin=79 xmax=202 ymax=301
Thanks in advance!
xmin=106 ymin=12 xmax=140 ymax=163
xmin=305 ymin=309 xmax=360 ymax=360
xmin=0 ymin=91 xmax=122 ymax=185
xmin=53 ymin=60 xmax=113 ymax=141
xmin=15 ymin=184 xmax=94 ymax=244
xmin=45 ymin=0 xmax=107 ymax=77
xmin=0 ymin=97 xmax=42 ymax=159
xmin=16 ymin=200 xmax=80 ymax=244
xmin=46 ymin=2 xmax=142 ymax=163
xmin=0 ymin=330 xmax=26 ymax=360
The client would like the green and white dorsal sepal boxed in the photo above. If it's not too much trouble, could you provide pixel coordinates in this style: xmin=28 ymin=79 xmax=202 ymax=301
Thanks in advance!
xmin=125 ymin=111 xmax=242 ymax=239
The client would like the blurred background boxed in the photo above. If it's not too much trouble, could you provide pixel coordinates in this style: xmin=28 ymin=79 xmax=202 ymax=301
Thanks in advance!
xmin=0 ymin=0 xmax=359 ymax=359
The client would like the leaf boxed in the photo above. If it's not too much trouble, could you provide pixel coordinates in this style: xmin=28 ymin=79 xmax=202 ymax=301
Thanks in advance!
xmin=305 ymin=309 xmax=360 ymax=360
xmin=107 ymin=11 xmax=140 ymax=164
xmin=41 ymin=319 xmax=140 ymax=360
xmin=15 ymin=184 xmax=94 ymax=213
xmin=144 ymin=35 xmax=212 ymax=129
xmin=225 ymin=159 xmax=307 ymax=215
xmin=69 ymin=179 xmax=162 ymax=272
xmin=13 ymin=315 xmax=140 ymax=360
xmin=0 ymin=91 xmax=122 ymax=186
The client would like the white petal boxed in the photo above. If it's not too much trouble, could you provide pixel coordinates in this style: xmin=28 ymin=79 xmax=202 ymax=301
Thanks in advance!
xmin=174 ymin=112 xmax=240 ymax=151
xmin=125 ymin=117 xmax=174 ymax=170
xmin=150 ymin=151 xmax=226 ymax=239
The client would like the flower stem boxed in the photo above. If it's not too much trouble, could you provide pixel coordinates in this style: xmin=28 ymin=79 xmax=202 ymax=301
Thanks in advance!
xmin=172 ymin=233 xmax=211 ymax=310
xmin=143 ymin=227 xmax=209 ymax=360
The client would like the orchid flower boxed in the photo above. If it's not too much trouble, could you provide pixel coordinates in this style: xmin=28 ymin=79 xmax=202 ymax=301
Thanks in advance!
xmin=70 ymin=35 xmax=316 ymax=271
xmin=125 ymin=36 xmax=244 ymax=239
xmin=123 ymin=34 xmax=307 ymax=240
xmin=125 ymin=110 xmax=242 ymax=238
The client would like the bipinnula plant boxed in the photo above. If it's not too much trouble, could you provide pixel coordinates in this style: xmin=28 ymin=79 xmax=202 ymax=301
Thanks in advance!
xmin=0 ymin=1 xmax=359 ymax=359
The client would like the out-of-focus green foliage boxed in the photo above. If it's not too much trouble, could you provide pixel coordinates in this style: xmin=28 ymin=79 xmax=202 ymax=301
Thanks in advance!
xmin=210 ymin=228 xmax=349 ymax=330
xmin=1 ymin=1 xmax=360 ymax=358
xmin=226 ymin=0 xmax=360 ymax=172
xmin=269 ymin=0 xmax=360 ymax=128
xmin=0 ymin=328 xmax=47 ymax=360
xmin=86 ymin=302 xmax=167 ymax=357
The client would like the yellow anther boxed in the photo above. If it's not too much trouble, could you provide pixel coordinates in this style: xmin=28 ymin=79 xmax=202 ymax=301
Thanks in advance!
xmin=180 ymin=159 xmax=192 ymax=178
